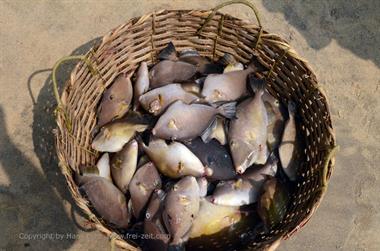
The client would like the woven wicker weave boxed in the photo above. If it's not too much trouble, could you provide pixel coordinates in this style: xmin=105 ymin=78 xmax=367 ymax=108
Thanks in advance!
xmin=53 ymin=1 xmax=337 ymax=250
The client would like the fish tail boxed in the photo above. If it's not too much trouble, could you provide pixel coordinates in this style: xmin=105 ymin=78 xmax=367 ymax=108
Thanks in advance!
xmin=288 ymin=101 xmax=297 ymax=115
xmin=195 ymin=76 xmax=206 ymax=86
xmin=158 ymin=42 xmax=178 ymax=61
xmin=266 ymin=152 xmax=279 ymax=165
xmin=178 ymin=49 xmax=199 ymax=58
xmin=217 ymin=53 xmax=237 ymax=66
xmin=248 ymin=74 xmax=266 ymax=95
xmin=216 ymin=101 xmax=237 ymax=119
xmin=200 ymin=117 xmax=218 ymax=143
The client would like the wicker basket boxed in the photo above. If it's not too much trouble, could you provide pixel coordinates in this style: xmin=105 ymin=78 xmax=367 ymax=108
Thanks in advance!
xmin=53 ymin=1 xmax=337 ymax=250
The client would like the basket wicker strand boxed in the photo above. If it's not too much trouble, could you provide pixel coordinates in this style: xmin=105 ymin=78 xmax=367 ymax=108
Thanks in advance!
xmin=53 ymin=1 xmax=337 ymax=250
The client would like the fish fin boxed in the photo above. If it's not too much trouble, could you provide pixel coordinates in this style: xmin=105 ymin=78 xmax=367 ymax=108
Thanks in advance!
xmin=195 ymin=77 xmax=206 ymax=86
xmin=200 ymin=117 xmax=218 ymax=143
xmin=287 ymin=101 xmax=297 ymax=115
xmin=179 ymin=48 xmax=199 ymax=58
xmin=158 ymin=42 xmax=178 ymax=61
xmin=216 ymin=101 xmax=237 ymax=119
xmin=266 ymin=152 xmax=279 ymax=165
xmin=82 ymin=165 xmax=100 ymax=176
xmin=201 ymin=63 xmax=224 ymax=74
xmin=248 ymin=74 xmax=266 ymax=94
xmin=217 ymin=53 xmax=237 ymax=66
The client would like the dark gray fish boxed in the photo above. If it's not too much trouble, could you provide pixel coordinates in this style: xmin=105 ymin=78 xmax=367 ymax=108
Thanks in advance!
xmin=78 ymin=176 xmax=130 ymax=228
xmin=241 ymin=153 xmax=278 ymax=187
xmin=257 ymin=177 xmax=289 ymax=227
xmin=186 ymin=138 xmax=236 ymax=181
xmin=144 ymin=189 xmax=170 ymax=251
xmin=278 ymin=102 xmax=300 ymax=181
xmin=97 ymin=73 xmax=133 ymax=127
xmin=163 ymin=176 xmax=200 ymax=245
xmin=262 ymin=91 xmax=285 ymax=150
xmin=152 ymin=100 xmax=236 ymax=141
xmin=149 ymin=60 xmax=196 ymax=88
xmin=129 ymin=162 xmax=162 ymax=218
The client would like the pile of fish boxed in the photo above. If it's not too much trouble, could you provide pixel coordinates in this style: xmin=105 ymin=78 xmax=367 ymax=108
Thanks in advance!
xmin=75 ymin=42 xmax=302 ymax=251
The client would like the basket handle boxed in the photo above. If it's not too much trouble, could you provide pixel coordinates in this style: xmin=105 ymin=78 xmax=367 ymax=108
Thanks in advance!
xmin=52 ymin=54 xmax=99 ymax=132
xmin=197 ymin=0 xmax=263 ymax=48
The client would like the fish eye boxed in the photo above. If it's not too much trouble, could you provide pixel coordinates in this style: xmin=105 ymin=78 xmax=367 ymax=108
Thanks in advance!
xmin=109 ymin=94 xmax=114 ymax=100
xmin=207 ymin=156 xmax=214 ymax=163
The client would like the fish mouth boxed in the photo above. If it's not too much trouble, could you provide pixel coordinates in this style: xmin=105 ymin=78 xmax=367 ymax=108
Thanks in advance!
xmin=236 ymin=165 xmax=245 ymax=174
xmin=203 ymin=167 xmax=213 ymax=177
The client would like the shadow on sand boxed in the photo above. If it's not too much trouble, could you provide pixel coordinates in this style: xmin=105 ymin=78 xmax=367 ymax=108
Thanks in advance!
xmin=262 ymin=0 xmax=380 ymax=67
xmin=0 ymin=37 xmax=101 ymax=250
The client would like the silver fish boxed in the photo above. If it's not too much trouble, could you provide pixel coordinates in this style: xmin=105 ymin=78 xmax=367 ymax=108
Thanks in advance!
xmin=139 ymin=84 xmax=199 ymax=115
xmin=142 ymin=138 xmax=211 ymax=178
xmin=201 ymin=66 xmax=255 ymax=103
xmin=257 ymin=177 xmax=289 ymax=227
xmin=190 ymin=198 xmax=242 ymax=239
xmin=129 ymin=162 xmax=162 ymax=218
xmin=279 ymin=102 xmax=300 ymax=181
xmin=97 ymin=73 xmax=133 ymax=127
xmin=144 ymin=189 xmax=169 ymax=251
xmin=263 ymin=91 xmax=285 ymax=150
xmin=149 ymin=60 xmax=196 ymax=88
xmin=163 ymin=176 xmax=200 ymax=245
xmin=152 ymin=100 xmax=236 ymax=141
xmin=92 ymin=121 xmax=147 ymax=152
xmin=79 ymin=176 xmax=130 ymax=228
xmin=111 ymin=140 xmax=138 ymax=193
xmin=133 ymin=62 xmax=150 ymax=110
xmin=229 ymin=79 xmax=268 ymax=174
xmin=209 ymin=178 xmax=259 ymax=206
